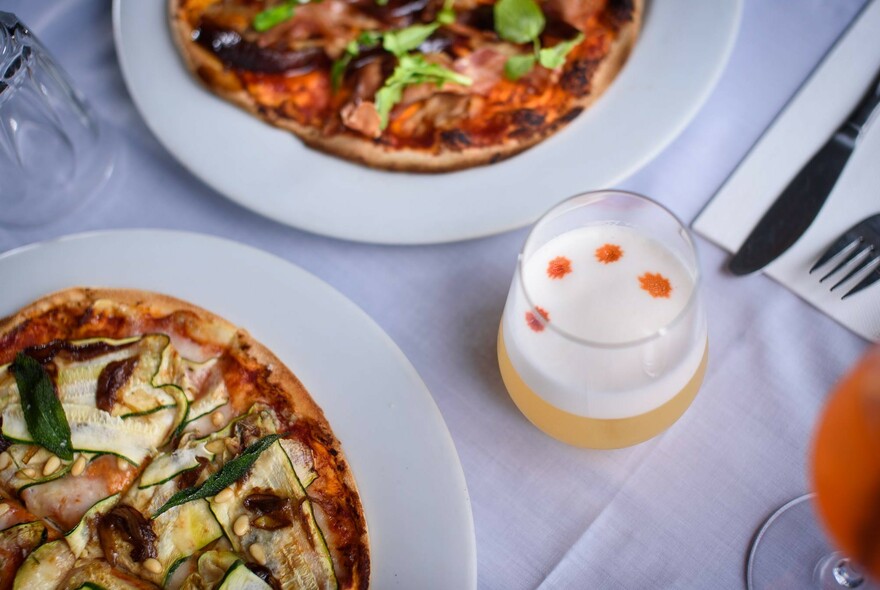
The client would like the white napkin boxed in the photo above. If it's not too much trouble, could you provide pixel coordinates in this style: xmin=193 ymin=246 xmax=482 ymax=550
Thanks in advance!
xmin=693 ymin=0 xmax=880 ymax=342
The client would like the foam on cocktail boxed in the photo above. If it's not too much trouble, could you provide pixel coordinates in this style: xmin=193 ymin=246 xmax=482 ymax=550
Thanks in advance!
xmin=502 ymin=224 xmax=706 ymax=422
xmin=521 ymin=225 xmax=694 ymax=344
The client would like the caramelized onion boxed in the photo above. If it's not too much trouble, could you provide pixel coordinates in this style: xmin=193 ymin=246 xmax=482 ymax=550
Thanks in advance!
xmin=542 ymin=17 xmax=582 ymax=42
xmin=194 ymin=23 xmax=329 ymax=74
xmin=247 ymin=563 xmax=283 ymax=590
xmin=417 ymin=30 xmax=456 ymax=55
xmin=0 ymin=418 xmax=10 ymax=453
xmin=243 ymin=491 xmax=288 ymax=515
xmin=22 ymin=339 xmax=136 ymax=364
xmin=352 ymin=0 xmax=434 ymax=25
xmin=457 ymin=5 xmax=494 ymax=31
xmin=98 ymin=505 xmax=158 ymax=565
xmin=244 ymin=491 xmax=296 ymax=530
xmin=95 ymin=357 xmax=138 ymax=413
xmin=177 ymin=456 xmax=210 ymax=490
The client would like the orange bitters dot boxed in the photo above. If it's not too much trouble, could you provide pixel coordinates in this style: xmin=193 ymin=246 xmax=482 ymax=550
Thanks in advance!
xmin=639 ymin=272 xmax=673 ymax=298
xmin=547 ymin=256 xmax=572 ymax=279
xmin=525 ymin=307 xmax=550 ymax=332
xmin=595 ymin=243 xmax=623 ymax=264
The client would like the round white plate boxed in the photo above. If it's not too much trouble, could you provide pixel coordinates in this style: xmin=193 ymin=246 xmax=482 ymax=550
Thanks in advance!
xmin=0 ymin=230 xmax=476 ymax=589
xmin=113 ymin=0 xmax=740 ymax=244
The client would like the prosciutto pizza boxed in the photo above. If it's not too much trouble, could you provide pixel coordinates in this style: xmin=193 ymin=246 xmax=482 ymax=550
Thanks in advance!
xmin=170 ymin=0 xmax=642 ymax=172
xmin=0 ymin=289 xmax=368 ymax=589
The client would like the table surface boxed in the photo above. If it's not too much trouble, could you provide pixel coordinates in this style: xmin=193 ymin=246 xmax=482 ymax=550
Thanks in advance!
xmin=1 ymin=0 xmax=873 ymax=588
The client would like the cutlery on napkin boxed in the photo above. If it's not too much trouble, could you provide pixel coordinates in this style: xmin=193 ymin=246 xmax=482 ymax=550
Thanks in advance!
xmin=693 ymin=0 xmax=880 ymax=342
xmin=728 ymin=68 xmax=880 ymax=276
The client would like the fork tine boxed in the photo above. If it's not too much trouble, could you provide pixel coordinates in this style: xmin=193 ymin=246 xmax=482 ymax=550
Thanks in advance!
xmin=811 ymin=236 xmax=861 ymax=274
xmin=829 ymin=249 xmax=877 ymax=291
xmin=841 ymin=259 xmax=880 ymax=299
xmin=819 ymin=242 xmax=867 ymax=282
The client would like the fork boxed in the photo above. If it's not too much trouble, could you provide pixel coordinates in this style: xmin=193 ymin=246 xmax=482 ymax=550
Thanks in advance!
xmin=809 ymin=213 xmax=880 ymax=299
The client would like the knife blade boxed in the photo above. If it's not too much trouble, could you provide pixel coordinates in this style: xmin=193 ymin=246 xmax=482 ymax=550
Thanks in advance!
xmin=728 ymin=68 xmax=880 ymax=275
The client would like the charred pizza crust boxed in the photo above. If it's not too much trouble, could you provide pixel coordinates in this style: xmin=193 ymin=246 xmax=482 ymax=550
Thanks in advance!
xmin=0 ymin=288 xmax=369 ymax=589
xmin=169 ymin=0 xmax=641 ymax=173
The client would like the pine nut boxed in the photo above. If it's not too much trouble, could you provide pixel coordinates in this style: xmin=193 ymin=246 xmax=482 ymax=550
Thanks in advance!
xmin=143 ymin=558 xmax=163 ymax=574
xmin=214 ymin=487 xmax=234 ymax=503
xmin=233 ymin=514 xmax=250 ymax=537
xmin=0 ymin=503 xmax=10 ymax=517
xmin=20 ymin=468 xmax=36 ymax=479
xmin=211 ymin=410 xmax=225 ymax=427
xmin=205 ymin=439 xmax=226 ymax=454
xmin=224 ymin=437 xmax=238 ymax=452
xmin=42 ymin=456 xmax=61 ymax=476
xmin=71 ymin=455 xmax=87 ymax=477
xmin=0 ymin=452 xmax=10 ymax=470
xmin=249 ymin=542 xmax=267 ymax=565
xmin=117 ymin=457 xmax=129 ymax=471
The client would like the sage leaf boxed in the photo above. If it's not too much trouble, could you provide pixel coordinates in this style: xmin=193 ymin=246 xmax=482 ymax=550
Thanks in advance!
xmin=152 ymin=434 xmax=281 ymax=518
xmin=12 ymin=353 xmax=73 ymax=460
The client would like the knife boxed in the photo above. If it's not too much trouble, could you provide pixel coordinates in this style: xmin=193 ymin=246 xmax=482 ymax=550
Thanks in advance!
xmin=728 ymin=68 xmax=880 ymax=275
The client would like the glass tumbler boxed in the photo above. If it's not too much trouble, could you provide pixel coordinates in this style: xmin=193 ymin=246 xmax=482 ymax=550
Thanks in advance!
xmin=497 ymin=191 xmax=708 ymax=449
xmin=0 ymin=12 xmax=113 ymax=226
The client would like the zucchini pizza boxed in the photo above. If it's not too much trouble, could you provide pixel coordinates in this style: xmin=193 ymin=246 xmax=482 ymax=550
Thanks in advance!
xmin=170 ymin=0 xmax=642 ymax=172
xmin=0 ymin=288 xmax=368 ymax=590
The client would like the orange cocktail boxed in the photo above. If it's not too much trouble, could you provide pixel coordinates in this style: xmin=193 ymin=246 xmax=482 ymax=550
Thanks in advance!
xmin=813 ymin=344 xmax=880 ymax=580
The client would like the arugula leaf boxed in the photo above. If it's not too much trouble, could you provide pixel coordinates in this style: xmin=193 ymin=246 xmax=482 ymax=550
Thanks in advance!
xmin=356 ymin=30 xmax=383 ymax=47
xmin=494 ymin=0 xmax=545 ymax=44
xmin=382 ymin=23 xmax=439 ymax=56
xmin=253 ymin=1 xmax=297 ymax=32
xmin=437 ymin=0 xmax=456 ymax=25
xmin=12 ymin=353 xmax=73 ymax=460
xmin=375 ymin=84 xmax=405 ymax=129
xmin=397 ymin=54 xmax=472 ymax=86
xmin=504 ymin=54 xmax=537 ymax=81
xmin=374 ymin=54 xmax=472 ymax=128
xmin=331 ymin=54 xmax=353 ymax=90
xmin=538 ymin=33 xmax=584 ymax=69
xmin=152 ymin=434 xmax=281 ymax=518
xmin=331 ymin=32 xmax=385 ymax=91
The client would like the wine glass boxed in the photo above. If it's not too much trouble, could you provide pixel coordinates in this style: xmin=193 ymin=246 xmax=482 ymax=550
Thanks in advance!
xmin=747 ymin=345 xmax=880 ymax=589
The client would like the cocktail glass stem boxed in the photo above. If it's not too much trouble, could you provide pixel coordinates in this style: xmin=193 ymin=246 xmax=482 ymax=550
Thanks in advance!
xmin=747 ymin=494 xmax=879 ymax=590
xmin=816 ymin=554 xmax=865 ymax=588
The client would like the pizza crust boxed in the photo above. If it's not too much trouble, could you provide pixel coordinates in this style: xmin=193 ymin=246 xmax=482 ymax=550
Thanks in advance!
xmin=168 ymin=0 xmax=642 ymax=173
xmin=0 ymin=287 xmax=369 ymax=589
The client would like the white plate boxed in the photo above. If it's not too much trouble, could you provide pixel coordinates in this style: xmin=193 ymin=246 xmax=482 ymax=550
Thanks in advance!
xmin=0 ymin=230 xmax=476 ymax=589
xmin=113 ymin=0 xmax=740 ymax=244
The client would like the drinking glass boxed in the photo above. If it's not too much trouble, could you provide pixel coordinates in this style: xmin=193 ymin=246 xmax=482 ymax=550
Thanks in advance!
xmin=0 ymin=12 xmax=113 ymax=226
xmin=497 ymin=190 xmax=708 ymax=449
xmin=747 ymin=345 xmax=880 ymax=590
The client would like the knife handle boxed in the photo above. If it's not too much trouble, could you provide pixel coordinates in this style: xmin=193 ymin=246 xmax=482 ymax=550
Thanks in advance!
xmin=844 ymin=68 xmax=880 ymax=136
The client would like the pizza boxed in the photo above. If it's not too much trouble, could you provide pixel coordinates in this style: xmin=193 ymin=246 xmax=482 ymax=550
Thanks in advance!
xmin=169 ymin=0 xmax=642 ymax=172
xmin=0 ymin=288 xmax=368 ymax=589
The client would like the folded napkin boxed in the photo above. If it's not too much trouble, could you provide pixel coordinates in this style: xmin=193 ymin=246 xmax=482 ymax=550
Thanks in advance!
xmin=693 ymin=0 xmax=880 ymax=342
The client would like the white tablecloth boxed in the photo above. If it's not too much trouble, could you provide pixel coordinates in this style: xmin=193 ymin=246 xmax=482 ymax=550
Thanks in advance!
xmin=1 ymin=0 xmax=873 ymax=587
